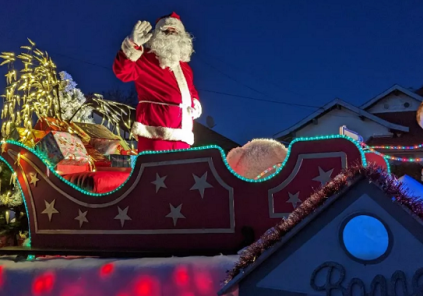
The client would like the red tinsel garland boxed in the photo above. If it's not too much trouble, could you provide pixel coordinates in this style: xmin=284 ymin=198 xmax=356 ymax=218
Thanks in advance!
xmin=224 ymin=164 xmax=423 ymax=284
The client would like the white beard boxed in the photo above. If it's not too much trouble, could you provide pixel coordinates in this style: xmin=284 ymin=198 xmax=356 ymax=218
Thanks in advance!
xmin=146 ymin=29 xmax=194 ymax=69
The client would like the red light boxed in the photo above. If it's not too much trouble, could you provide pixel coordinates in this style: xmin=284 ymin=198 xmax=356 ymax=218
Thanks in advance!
xmin=32 ymin=277 xmax=44 ymax=295
xmin=0 ymin=266 xmax=4 ymax=288
xmin=174 ymin=266 xmax=189 ymax=286
xmin=32 ymin=272 xmax=55 ymax=295
xmin=134 ymin=276 xmax=160 ymax=296
xmin=195 ymin=271 xmax=212 ymax=293
xmin=100 ymin=263 xmax=115 ymax=277
xmin=44 ymin=273 xmax=54 ymax=290
xmin=136 ymin=280 xmax=152 ymax=296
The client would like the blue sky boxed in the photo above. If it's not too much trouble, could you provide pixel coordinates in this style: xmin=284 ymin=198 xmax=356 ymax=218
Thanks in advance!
xmin=0 ymin=0 xmax=422 ymax=144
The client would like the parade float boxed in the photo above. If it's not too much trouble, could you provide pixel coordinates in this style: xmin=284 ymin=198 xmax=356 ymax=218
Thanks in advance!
xmin=0 ymin=40 xmax=398 ymax=296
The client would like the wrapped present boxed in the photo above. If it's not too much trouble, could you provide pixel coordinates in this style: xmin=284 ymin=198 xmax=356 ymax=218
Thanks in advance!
xmin=35 ymin=117 xmax=69 ymax=132
xmin=90 ymin=138 xmax=121 ymax=155
xmin=17 ymin=128 xmax=47 ymax=147
xmin=85 ymin=145 xmax=112 ymax=168
xmin=68 ymin=122 xmax=91 ymax=145
xmin=56 ymin=159 xmax=90 ymax=175
xmin=72 ymin=122 xmax=131 ymax=152
xmin=9 ymin=128 xmax=47 ymax=147
xmin=120 ymin=147 xmax=138 ymax=156
xmin=35 ymin=131 xmax=90 ymax=174
xmin=72 ymin=122 xmax=120 ymax=140
xmin=35 ymin=118 xmax=90 ymax=144
xmin=108 ymin=155 xmax=132 ymax=168
xmin=30 ymin=129 xmax=48 ymax=144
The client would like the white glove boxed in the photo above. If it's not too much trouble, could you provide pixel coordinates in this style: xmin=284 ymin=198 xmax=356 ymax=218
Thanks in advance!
xmin=129 ymin=21 xmax=153 ymax=46
xmin=191 ymin=99 xmax=202 ymax=119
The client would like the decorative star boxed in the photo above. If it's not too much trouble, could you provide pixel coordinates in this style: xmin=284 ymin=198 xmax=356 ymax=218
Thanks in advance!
xmin=151 ymin=173 xmax=167 ymax=193
xmin=286 ymin=192 xmax=301 ymax=208
xmin=190 ymin=172 xmax=213 ymax=199
xmin=75 ymin=209 xmax=88 ymax=228
xmin=312 ymin=167 xmax=334 ymax=186
xmin=114 ymin=206 xmax=132 ymax=227
xmin=41 ymin=200 xmax=59 ymax=222
xmin=28 ymin=172 xmax=39 ymax=187
xmin=1 ymin=144 xmax=6 ymax=154
xmin=166 ymin=203 xmax=185 ymax=227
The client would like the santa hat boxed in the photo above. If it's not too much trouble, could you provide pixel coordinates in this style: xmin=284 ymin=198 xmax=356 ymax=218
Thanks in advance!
xmin=155 ymin=12 xmax=185 ymax=32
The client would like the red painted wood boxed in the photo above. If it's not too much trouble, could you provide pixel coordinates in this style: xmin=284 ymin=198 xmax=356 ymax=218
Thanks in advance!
xmin=1 ymin=138 xmax=384 ymax=252
xmin=365 ymin=152 xmax=388 ymax=170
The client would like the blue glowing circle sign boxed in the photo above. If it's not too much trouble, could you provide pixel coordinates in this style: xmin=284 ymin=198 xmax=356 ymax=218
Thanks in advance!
xmin=342 ymin=215 xmax=390 ymax=261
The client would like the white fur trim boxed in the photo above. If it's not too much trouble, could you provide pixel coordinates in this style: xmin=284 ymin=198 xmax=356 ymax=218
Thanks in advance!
xmin=156 ymin=17 xmax=185 ymax=32
xmin=172 ymin=64 xmax=192 ymax=131
xmin=131 ymin=122 xmax=194 ymax=145
xmin=121 ymin=37 xmax=143 ymax=62
xmin=192 ymin=98 xmax=202 ymax=119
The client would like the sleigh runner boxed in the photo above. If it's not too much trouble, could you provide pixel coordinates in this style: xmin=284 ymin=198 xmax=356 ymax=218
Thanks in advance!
xmin=0 ymin=135 xmax=388 ymax=256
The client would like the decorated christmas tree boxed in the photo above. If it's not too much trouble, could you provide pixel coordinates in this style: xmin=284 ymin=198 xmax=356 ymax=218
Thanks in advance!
xmin=0 ymin=162 xmax=27 ymax=247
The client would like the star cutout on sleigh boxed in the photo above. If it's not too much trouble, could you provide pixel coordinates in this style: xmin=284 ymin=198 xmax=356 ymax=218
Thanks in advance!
xmin=114 ymin=206 xmax=132 ymax=227
xmin=41 ymin=199 xmax=59 ymax=222
xmin=190 ymin=172 xmax=213 ymax=199
xmin=166 ymin=203 xmax=185 ymax=226
xmin=312 ymin=167 xmax=334 ymax=186
xmin=151 ymin=173 xmax=167 ymax=193
xmin=28 ymin=172 xmax=39 ymax=187
xmin=75 ymin=209 xmax=88 ymax=228
xmin=286 ymin=192 xmax=301 ymax=208
xmin=1 ymin=144 xmax=6 ymax=154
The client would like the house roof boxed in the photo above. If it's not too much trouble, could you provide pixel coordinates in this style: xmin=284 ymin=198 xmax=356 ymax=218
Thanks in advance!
xmin=274 ymin=98 xmax=409 ymax=139
xmin=219 ymin=164 xmax=423 ymax=295
xmin=366 ymin=111 xmax=423 ymax=146
xmin=192 ymin=122 xmax=240 ymax=152
xmin=360 ymin=84 xmax=423 ymax=110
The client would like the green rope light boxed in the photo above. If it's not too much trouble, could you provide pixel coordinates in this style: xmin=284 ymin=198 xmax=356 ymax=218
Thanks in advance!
xmin=5 ymin=134 xmax=367 ymax=197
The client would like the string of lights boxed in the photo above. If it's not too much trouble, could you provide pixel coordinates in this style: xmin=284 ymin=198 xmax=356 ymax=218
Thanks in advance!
xmin=362 ymin=143 xmax=423 ymax=163
xmin=369 ymin=144 xmax=423 ymax=150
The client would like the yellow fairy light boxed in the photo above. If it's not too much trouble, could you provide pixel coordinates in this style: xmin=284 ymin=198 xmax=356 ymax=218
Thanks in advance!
xmin=0 ymin=39 xmax=64 ymax=144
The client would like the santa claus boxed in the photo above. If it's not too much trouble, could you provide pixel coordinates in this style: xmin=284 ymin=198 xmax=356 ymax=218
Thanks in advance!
xmin=113 ymin=12 xmax=202 ymax=151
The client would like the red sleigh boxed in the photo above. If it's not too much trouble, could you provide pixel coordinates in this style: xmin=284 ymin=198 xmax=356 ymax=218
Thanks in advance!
xmin=0 ymin=135 xmax=388 ymax=256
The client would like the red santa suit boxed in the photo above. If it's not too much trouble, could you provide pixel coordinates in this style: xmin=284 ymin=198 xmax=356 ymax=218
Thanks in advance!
xmin=113 ymin=14 xmax=201 ymax=152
